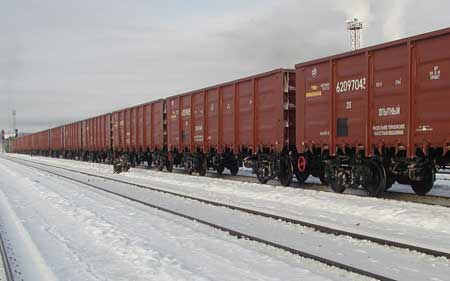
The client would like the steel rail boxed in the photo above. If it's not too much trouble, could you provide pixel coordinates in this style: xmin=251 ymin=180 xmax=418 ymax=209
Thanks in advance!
xmin=5 ymin=155 xmax=450 ymax=260
xmin=8 ymin=154 xmax=450 ymax=207
xmin=6 ymin=157 xmax=396 ymax=281
xmin=0 ymin=228 xmax=14 ymax=281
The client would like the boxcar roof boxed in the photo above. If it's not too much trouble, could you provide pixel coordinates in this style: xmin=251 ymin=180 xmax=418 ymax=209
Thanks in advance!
xmin=295 ymin=26 xmax=450 ymax=68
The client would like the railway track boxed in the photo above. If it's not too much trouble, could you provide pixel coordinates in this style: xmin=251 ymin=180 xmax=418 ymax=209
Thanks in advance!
xmin=4 ymin=155 xmax=450 ymax=279
xmin=6 ymin=154 xmax=450 ymax=207
xmin=1 ymin=156 xmax=406 ymax=281
xmin=144 ymin=163 xmax=450 ymax=208
xmin=201 ymin=170 xmax=450 ymax=207
xmin=10 ymin=155 xmax=449 ymax=258
xmin=0 ymin=225 xmax=13 ymax=281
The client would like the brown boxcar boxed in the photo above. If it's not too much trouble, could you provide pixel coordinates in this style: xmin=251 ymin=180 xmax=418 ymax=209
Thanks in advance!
xmin=19 ymin=134 xmax=32 ymax=153
xmin=82 ymin=113 xmax=111 ymax=161
xmin=295 ymin=27 xmax=450 ymax=196
xmin=32 ymin=130 xmax=50 ymax=155
xmin=112 ymin=99 xmax=165 ymax=166
xmin=49 ymin=126 xmax=64 ymax=156
xmin=166 ymin=69 xmax=296 ymax=184
xmin=63 ymin=121 xmax=82 ymax=158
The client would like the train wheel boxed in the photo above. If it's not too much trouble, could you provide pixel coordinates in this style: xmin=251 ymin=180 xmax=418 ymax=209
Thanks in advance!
xmin=294 ymin=172 xmax=309 ymax=184
xmin=157 ymin=159 xmax=164 ymax=171
xmin=216 ymin=165 xmax=225 ymax=175
xmin=184 ymin=159 xmax=194 ymax=175
xmin=230 ymin=163 xmax=239 ymax=176
xmin=256 ymin=163 xmax=270 ymax=184
xmin=297 ymin=155 xmax=307 ymax=173
xmin=364 ymin=160 xmax=386 ymax=197
xmin=411 ymin=170 xmax=434 ymax=195
xmin=385 ymin=175 xmax=395 ymax=191
xmin=166 ymin=159 xmax=173 ymax=172
xmin=148 ymin=154 xmax=154 ymax=166
xmin=278 ymin=156 xmax=293 ymax=187
xmin=198 ymin=157 xmax=207 ymax=176
xmin=330 ymin=179 xmax=346 ymax=193
xmin=256 ymin=173 xmax=269 ymax=184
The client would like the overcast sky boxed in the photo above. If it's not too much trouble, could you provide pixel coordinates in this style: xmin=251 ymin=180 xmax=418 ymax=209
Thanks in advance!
xmin=1 ymin=0 xmax=450 ymax=133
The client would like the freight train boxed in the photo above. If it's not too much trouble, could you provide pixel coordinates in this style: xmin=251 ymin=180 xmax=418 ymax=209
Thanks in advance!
xmin=10 ymin=27 xmax=450 ymax=196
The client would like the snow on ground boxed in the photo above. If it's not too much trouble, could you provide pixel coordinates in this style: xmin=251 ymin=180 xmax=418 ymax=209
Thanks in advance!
xmin=9 ymin=154 xmax=450 ymax=255
xmin=0 ymin=244 xmax=8 ymax=280
xmin=0 ymin=156 xmax=372 ymax=281
xmin=12 ymin=157 xmax=450 ymax=280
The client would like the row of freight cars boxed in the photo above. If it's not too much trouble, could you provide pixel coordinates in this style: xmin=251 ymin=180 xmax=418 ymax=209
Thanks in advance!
xmin=11 ymin=27 xmax=450 ymax=196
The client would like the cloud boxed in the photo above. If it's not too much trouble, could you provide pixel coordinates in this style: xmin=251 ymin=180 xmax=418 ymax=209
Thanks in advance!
xmin=1 ymin=0 xmax=450 ymax=134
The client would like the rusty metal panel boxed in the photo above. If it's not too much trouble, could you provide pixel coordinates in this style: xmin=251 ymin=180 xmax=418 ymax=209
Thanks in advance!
xmin=220 ymin=84 xmax=236 ymax=149
xmin=112 ymin=112 xmax=119 ymax=150
xmin=137 ymin=105 xmax=144 ymax=149
xmin=105 ymin=114 xmax=111 ymax=151
xmin=152 ymin=100 xmax=165 ymax=150
xmin=414 ymin=33 xmax=450 ymax=148
xmin=180 ymin=95 xmax=192 ymax=149
xmin=254 ymin=71 xmax=285 ymax=150
xmin=297 ymin=27 xmax=450 ymax=157
xmin=31 ymin=134 xmax=35 ymax=151
xmin=97 ymin=116 xmax=102 ymax=150
xmin=96 ymin=116 xmax=102 ymax=150
xmin=50 ymin=127 xmax=64 ymax=151
xmin=85 ymin=119 xmax=90 ymax=150
xmin=125 ymin=109 xmax=131 ymax=147
xmin=64 ymin=122 xmax=82 ymax=151
xmin=144 ymin=104 xmax=151 ymax=148
xmin=297 ymin=56 xmax=368 ymax=154
xmin=36 ymin=130 xmax=49 ymax=151
xmin=81 ymin=114 xmax=110 ymax=152
xmin=334 ymin=53 xmax=368 ymax=148
xmin=371 ymin=44 xmax=409 ymax=147
xmin=31 ymin=134 xmax=36 ymax=150
xmin=87 ymin=119 xmax=93 ymax=150
xmin=237 ymin=80 xmax=253 ymax=148
xmin=94 ymin=118 xmax=98 ymax=150
xmin=131 ymin=107 xmax=137 ymax=148
xmin=119 ymin=111 xmax=125 ymax=149
xmin=98 ymin=116 xmax=103 ymax=150
xmin=206 ymin=88 xmax=219 ymax=149
xmin=192 ymin=91 xmax=205 ymax=149
xmin=167 ymin=97 xmax=180 ymax=150
xmin=82 ymin=120 xmax=87 ymax=151
xmin=90 ymin=119 xmax=94 ymax=150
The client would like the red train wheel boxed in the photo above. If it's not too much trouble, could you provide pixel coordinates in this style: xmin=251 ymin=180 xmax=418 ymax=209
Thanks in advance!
xmin=297 ymin=155 xmax=307 ymax=172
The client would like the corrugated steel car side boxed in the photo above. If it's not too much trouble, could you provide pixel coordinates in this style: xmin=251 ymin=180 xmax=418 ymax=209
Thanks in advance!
xmin=165 ymin=69 xmax=296 ymax=182
xmin=112 ymin=99 xmax=165 ymax=153
xmin=83 ymin=114 xmax=111 ymax=152
xmin=295 ymin=27 xmax=450 ymax=195
xmin=63 ymin=122 xmax=82 ymax=151
xmin=50 ymin=126 xmax=64 ymax=153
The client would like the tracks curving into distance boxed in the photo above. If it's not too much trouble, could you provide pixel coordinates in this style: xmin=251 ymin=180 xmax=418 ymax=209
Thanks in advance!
xmin=4 ymin=155 xmax=450 ymax=261
xmin=3 ymin=155 xmax=400 ymax=281
xmin=5 ymin=155 xmax=450 ymax=280
xmin=0 ymin=226 xmax=14 ymax=281
xmin=12 ymin=154 xmax=450 ymax=207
